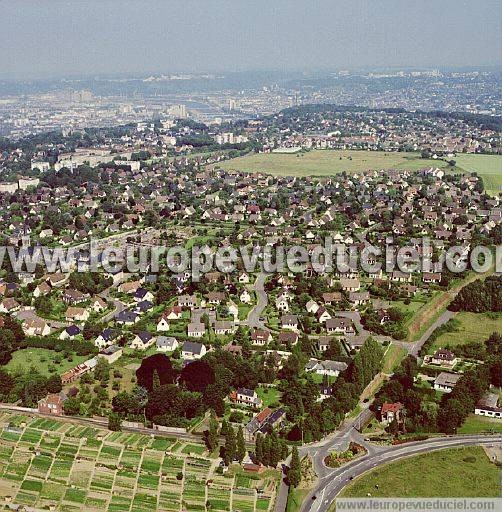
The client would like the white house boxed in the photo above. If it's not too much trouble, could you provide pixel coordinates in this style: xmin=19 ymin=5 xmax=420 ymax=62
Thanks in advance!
xmin=434 ymin=372 xmax=461 ymax=393
xmin=130 ymin=331 xmax=156 ymax=350
xmin=156 ymin=336 xmax=179 ymax=352
xmin=306 ymin=300 xmax=319 ymax=314
xmin=187 ymin=322 xmax=205 ymax=338
xmin=240 ymin=289 xmax=252 ymax=304
xmin=23 ymin=318 xmax=51 ymax=337
xmin=181 ymin=341 xmax=207 ymax=359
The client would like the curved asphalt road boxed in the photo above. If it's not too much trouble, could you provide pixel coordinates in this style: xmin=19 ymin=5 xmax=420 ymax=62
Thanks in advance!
xmin=245 ymin=272 xmax=269 ymax=329
xmin=301 ymin=434 xmax=502 ymax=512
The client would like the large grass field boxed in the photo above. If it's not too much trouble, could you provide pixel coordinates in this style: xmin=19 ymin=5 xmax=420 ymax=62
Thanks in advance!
xmin=429 ymin=312 xmax=502 ymax=352
xmin=0 ymin=412 xmax=280 ymax=512
xmin=216 ymin=150 xmax=501 ymax=195
xmin=451 ymin=154 xmax=502 ymax=195
xmin=4 ymin=348 xmax=89 ymax=377
xmin=217 ymin=150 xmax=448 ymax=177
xmin=340 ymin=447 xmax=500 ymax=499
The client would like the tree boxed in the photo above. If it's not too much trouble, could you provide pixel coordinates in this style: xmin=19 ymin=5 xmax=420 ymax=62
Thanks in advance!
xmin=255 ymin=432 xmax=263 ymax=464
xmin=46 ymin=375 xmax=63 ymax=394
xmin=206 ymin=412 xmax=219 ymax=452
xmin=236 ymin=426 xmax=246 ymax=463
xmin=108 ymin=412 xmax=122 ymax=431
xmin=180 ymin=360 xmax=215 ymax=392
xmin=288 ymin=446 xmax=301 ymax=488
xmin=136 ymin=354 xmax=177 ymax=391
xmin=223 ymin=424 xmax=236 ymax=465
xmin=63 ymin=396 xmax=81 ymax=416
xmin=152 ymin=369 xmax=161 ymax=390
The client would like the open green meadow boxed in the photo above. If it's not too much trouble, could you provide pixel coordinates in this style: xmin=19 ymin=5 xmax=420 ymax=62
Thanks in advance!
xmin=0 ymin=412 xmax=279 ymax=512
xmin=216 ymin=150 xmax=448 ymax=177
xmin=451 ymin=154 xmax=502 ymax=195
xmin=340 ymin=447 xmax=500 ymax=498
xmin=429 ymin=312 xmax=502 ymax=352
xmin=216 ymin=150 xmax=501 ymax=195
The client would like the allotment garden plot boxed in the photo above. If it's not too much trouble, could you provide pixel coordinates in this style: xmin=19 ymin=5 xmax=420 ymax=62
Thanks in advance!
xmin=0 ymin=412 xmax=279 ymax=512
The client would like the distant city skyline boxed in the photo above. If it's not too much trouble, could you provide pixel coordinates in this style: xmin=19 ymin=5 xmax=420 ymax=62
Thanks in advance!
xmin=1 ymin=0 xmax=501 ymax=79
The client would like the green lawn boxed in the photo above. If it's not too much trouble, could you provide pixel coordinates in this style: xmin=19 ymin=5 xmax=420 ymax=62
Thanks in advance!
xmin=256 ymin=386 xmax=282 ymax=408
xmin=458 ymin=414 xmax=502 ymax=434
xmin=430 ymin=312 xmax=502 ymax=352
xmin=452 ymin=154 xmax=502 ymax=195
xmin=4 ymin=348 xmax=88 ymax=376
xmin=286 ymin=488 xmax=310 ymax=512
xmin=217 ymin=150 xmax=448 ymax=177
xmin=340 ymin=447 xmax=500 ymax=498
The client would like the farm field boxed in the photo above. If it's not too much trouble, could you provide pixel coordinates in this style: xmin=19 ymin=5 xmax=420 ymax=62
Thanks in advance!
xmin=339 ymin=447 xmax=500 ymax=499
xmin=216 ymin=150 xmax=448 ymax=177
xmin=0 ymin=412 xmax=279 ymax=512
xmin=429 ymin=312 xmax=502 ymax=352
xmin=450 ymin=154 xmax=502 ymax=195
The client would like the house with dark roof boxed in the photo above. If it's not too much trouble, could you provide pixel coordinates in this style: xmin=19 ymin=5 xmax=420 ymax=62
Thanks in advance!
xmin=59 ymin=325 xmax=81 ymax=341
xmin=131 ymin=331 xmax=155 ymax=350
xmin=95 ymin=328 xmax=119 ymax=349
xmin=115 ymin=310 xmax=139 ymax=325
xmin=181 ymin=341 xmax=207 ymax=360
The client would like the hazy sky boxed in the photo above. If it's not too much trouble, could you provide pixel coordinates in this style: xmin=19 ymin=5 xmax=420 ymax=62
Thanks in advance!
xmin=2 ymin=0 xmax=501 ymax=78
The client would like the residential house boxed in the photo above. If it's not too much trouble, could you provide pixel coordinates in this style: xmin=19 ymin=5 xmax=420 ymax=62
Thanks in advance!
xmin=23 ymin=318 xmax=51 ymax=337
xmin=0 ymin=298 xmax=20 ymax=313
xmin=381 ymin=402 xmax=404 ymax=425
xmin=130 ymin=331 xmax=155 ymax=350
xmin=214 ymin=321 xmax=236 ymax=336
xmin=305 ymin=359 xmax=348 ymax=377
xmin=234 ymin=388 xmax=263 ymax=408
xmin=326 ymin=318 xmax=355 ymax=335
xmin=251 ymin=329 xmax=272 ymax=346
xmin=38 ymin=392 xmax=67 ymax=416
xmin=240 ymin=289 xmax=252 ymax=304
xmin=316 ymin=306 xmax=332 ymax=323
xmin=434 ymin=372 xmax=461 ymax=393
xmin=115 ymin=310 xmax=139 ymax=325
xmin=280 ymin=314 xmax=298 ymax=330
xmin=33 ymin=282 xmax=51 ymax=298
xmin=156 ymin=314 xmax=171 ymax=332
xmin=156 ymin=336 xmax=179 ymax=352
xmin=306 ymin=300 xmax=320 ymax=314
xmin=95 ymin=328 xmax=119 ymax=349
xmin=98 ymin=345 xmax=123 ymax=364
xmin=431 ymin=349 xmax=458 ymax=368
xmin=62 ymin=289 xmax=90 ymax=305
xmin=59 ymin=325 xmax=81 ymax=340
xmin=90 ymin=296 xmax=107 ymax=313
xmin=317 ymin=336 xmax=332 ymax=352
xmin=65 ymin=307 xmax=89 ymax=323
xmin=475 ymin=393 xmax=502 ymax=419
xmin=278 ymin=331 xmax=299 ymax=346
xmin=187 ymin=322 xmax=205 ymax=338
xmin=181 ymin=341 xmax=207 ymax=359
xmin=178 ymin=295 xmax=197 ymax=309
xmin=340 ymin=278 xmax=361 ymax=292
